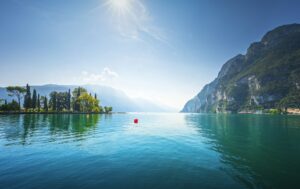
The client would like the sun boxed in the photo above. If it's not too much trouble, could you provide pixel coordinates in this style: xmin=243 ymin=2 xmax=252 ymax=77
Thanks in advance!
xmin=105 ymin=0 xmax=132 ymax=15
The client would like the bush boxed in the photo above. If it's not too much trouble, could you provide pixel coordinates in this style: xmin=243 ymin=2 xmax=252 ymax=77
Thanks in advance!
xmin=0 ymin=100 xmax=20 ymax=111
xmin=267 ymin=109 xmax=281 ymax=114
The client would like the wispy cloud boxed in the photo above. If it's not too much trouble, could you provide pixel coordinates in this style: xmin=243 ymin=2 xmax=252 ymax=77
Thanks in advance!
xmin=103 ymin=0 xmax=168 ymax=44
xmin=77 ymin=67 xmax=119 ymax=85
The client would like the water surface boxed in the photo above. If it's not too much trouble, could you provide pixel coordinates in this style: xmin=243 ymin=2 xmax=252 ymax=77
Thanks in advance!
xmin=1 ymin=113 xmax=300 ymax=189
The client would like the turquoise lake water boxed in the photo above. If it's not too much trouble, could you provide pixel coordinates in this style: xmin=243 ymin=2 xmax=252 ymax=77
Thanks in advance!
xmin=1 ymin=113 xmax=300 ymax=189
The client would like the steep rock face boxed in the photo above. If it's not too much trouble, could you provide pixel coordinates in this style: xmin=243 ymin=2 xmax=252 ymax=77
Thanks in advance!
xmin=182 ymin=24 xmax=300 ymax=113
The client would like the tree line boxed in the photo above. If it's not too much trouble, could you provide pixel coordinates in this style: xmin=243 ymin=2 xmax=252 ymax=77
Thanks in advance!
xmin=0 ymin=84 xmax=112 ymax=113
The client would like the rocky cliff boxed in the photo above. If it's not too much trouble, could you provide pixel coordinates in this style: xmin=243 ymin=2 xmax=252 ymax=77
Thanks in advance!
xmin=182 ymin=24 xmax=300 ymax=113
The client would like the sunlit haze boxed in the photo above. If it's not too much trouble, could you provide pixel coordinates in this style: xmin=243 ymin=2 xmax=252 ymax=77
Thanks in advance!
xmin=105 ymin=0 xmax=132 ymax=14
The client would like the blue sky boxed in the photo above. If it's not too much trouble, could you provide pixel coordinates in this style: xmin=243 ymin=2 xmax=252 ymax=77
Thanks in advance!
xmin=1 ymin=0 xmax=300 ymax=110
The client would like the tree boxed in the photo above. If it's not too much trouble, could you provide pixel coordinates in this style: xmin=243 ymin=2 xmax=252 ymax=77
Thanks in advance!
xmin=0 ymin=99 xmax=4 ymax=105
xmin=72 ymin=87 xmax=87 ymax=97
xmin=32 ymin=89 xmax=37 ymax=109
xmin=49 ymin=92 xmax=57 ymax=111
xmin=48 ymin=91 xmax=71 ymax=112
xmin=104 ymin=106 xmax=113 ymax=113
xmin=0 ymin=100 xmax=19 ymax=111
xmin=0 ymin=99 xmax=5 ymax=111
xmin=43 ymin=96 xmax=48 ymax=112
xmin=9 ymin=100 xmax=20 ymax=111
xmin=278 ymin=91 xmax=300 ymax=110
xmin=77 ymin=93 xmax=100 ymax=112
xmin=24 ymin=84 xmax=32 ymax=110
xmin=94 ymin=93 xmax=97 ymax=100
xmin=67 ymin=89 xmax=71 ymax=111
xmin=56 ymin=92 xmax=69 ymax=111
xmin=72 ymin=87 xmax=87 ymax=112
xmin=37 ymin=94 xmax=41 ymax=112
xmin=6 ymin=86 xmax=26 ymax=111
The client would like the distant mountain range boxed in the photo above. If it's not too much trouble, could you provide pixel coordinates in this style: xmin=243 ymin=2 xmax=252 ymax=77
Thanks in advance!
xmin=0 ymin=84 xmax=175 ymax=112
xmin=182 ymin=24 xmax=300 ymax=113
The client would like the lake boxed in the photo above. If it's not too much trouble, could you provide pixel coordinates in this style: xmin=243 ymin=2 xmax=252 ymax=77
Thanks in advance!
xmin=1 ymin=113 xmax=300 ymax=189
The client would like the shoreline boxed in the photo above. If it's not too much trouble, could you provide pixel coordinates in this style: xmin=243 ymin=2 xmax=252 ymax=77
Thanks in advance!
xmin=0 ymin=112 xmax=126 ymax=115
xmin=1 ymin=112 xmax=299 ymax=115
xmin=180 ymin=112 xmax=300 ymax=116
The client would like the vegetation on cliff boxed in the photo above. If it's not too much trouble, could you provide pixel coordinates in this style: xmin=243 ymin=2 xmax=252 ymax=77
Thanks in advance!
xmin=182 ymin=24 xmax=300 ymax=113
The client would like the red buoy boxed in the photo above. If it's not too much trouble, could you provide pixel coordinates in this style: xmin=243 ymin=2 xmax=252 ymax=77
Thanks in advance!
xmin=134 ymin=118 xmax=139 ymax=124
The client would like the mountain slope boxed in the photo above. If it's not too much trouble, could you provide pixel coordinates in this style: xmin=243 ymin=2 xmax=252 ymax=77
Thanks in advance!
xmin=0 ymin=84 xmax=174 ymax=112
xmin=182 ymin=24 xmax=300 ymax=113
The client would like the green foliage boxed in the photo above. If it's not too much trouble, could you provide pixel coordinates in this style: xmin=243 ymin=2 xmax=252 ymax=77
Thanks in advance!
xmin=49 ymin=91 xmax=70 ymax=111
xmin=49 ymin=92 xmax=57 ymax=111
xmin=196 ymin=25 xmax=300 ymax=113
xmin=44 ymin=97 xmax=48 ymax=112
xmin=72 ymin=87 xmax=87 ymax=112
xmin=77 ymin=93 xmax=100 ymax=113
xmin=46 ymin=87 xmax=104 ymax=113
xmin=0 ymin=99 xmax=4 ymax=106
xmin=41 ymin=96 xmax=48 ymax=112
xmin=24 ymin=84 xmax=32 ymax=110
xmin=104 ymin=106 xmax=113 ymax=113
xmin=0 ymin=100 xmax=19 ymax=111
xmin=267 ymin=109 xmax=281 ymax=114
xmin=72 ymin=87 xmax=87 ymax=98
xmin=6 ymin=86 xmax=26 ymax=111
xmin=277 ymin=90 xmax=300 ymax=109
xmin=37 ymin=94 xmax=41 ymax=112
xmin=6 ymin=86 xmax=26 ymax=95
xmin=2 ymin=84 xmax=111 ymax=113
xmin=67 ymin=89 xmax=71 ymax=111
xmin=56 ymin=92 xmax=69 ymax=111
xmin=32 ymin=89 xmax=37 ymax=109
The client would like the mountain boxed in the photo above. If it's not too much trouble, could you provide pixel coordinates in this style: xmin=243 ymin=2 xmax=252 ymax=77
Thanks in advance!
xmin=0 ymin=84 xmax=174 ymax=112
xmin=182 ymin=24 xmax=300 ymax=113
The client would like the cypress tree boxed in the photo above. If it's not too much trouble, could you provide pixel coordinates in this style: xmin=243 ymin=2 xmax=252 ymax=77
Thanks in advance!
xmin=32 ymin=89 xmax=37 ymax=109
xmin=44 ymin=97 xmax=48 ymax=112
xmin=24 ymin=84 xmax=32 ymax=109
xmin=77 ymin=87 xmax=81 ymax=97
xmin=37 ymin=94 xmax=40 ymax=112
xmin=56 ymin=92 xmax=66 ymax=112
xmin=74 ymin=87 xmax=81 ymax=111
xmin=67 ymin=89 xmax=71 ymax=111
xmin=52 ymin=92 xmax=57 ymax=111
xmin=94 ymin=93 xmax=97 ymax=100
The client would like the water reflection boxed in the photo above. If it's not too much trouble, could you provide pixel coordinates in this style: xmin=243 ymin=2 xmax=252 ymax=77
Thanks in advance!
xmin=1 ymin=114 xmax=300 ymax=188
xmin=48 ymin=114 xmax=100 ymax=134
xmin=0 ymin=114 xmax=100 ymax=145
xmin=184 ymin=114 xmax=300 ymax=188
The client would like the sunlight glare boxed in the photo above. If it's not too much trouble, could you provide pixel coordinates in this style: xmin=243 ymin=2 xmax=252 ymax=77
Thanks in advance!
xmin=106 ymin=0 xmax=132 ymax=15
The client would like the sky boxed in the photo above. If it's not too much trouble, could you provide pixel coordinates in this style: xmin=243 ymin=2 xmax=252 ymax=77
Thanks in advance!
xmin=1 ymin=0 xmax=300 ymax=110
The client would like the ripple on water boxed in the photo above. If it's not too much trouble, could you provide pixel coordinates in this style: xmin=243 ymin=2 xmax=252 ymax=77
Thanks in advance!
xmin=1 ymin=113 xmax=300 ymax=189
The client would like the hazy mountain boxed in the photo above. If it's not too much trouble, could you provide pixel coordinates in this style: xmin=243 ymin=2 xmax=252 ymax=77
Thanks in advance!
xmin=0 ymin=84 xmax=175 ymax=112
xmin=182 ymin=24 xmax=300 ymax=113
